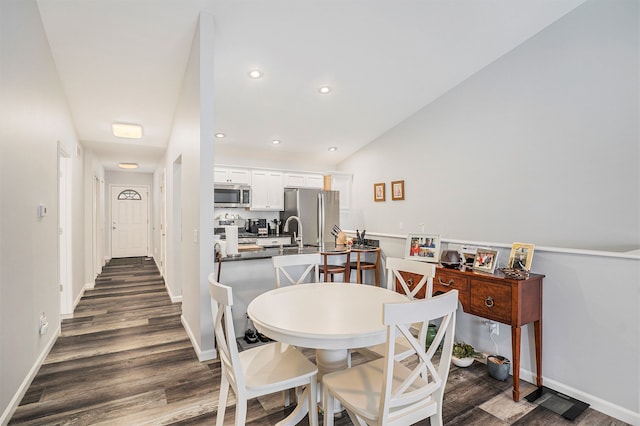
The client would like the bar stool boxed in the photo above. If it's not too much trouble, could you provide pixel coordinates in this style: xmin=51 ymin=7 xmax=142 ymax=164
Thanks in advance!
xmin=347 ymin=247 xmax=381 ymax=285
xmin=319 ymin=249 xmax=351 ymax=282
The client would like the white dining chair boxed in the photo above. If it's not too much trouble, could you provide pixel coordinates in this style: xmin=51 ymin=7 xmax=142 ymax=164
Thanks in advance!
xmin=272 ymin=253 xmax=321 ymax=287
xmin=355 ymin=257 xmax=436 ymax=361
xmin=208 ymin=274 xmax=318 ymax=426
xmin=322 ymin=290 xmax=458 ymax=426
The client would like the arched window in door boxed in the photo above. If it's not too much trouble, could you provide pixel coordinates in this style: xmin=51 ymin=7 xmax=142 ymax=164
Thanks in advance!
xmin=117 ymin=189 xmax=142 ymax=200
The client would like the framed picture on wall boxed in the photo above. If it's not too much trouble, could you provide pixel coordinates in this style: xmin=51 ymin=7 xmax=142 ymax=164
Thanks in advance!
xmin=404 ymin=233 xmax=441 ymax=263
xmin=473 ymin=248 xmax=498 ymax=273
xmin=391 ymin=180 xmax=405 ymax=200
xmin=373 ymin=182 xmax=385 ymax=201
xmin=508 ymin=242 xmax=535 ymax=270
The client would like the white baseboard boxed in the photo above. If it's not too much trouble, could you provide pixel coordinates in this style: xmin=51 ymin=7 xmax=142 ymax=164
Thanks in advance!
xmin=0 ymin=323 xmax=61 ymax=425
xmin=165 ymin=283 xmax=182 ymax=303
xmin=519 ymin=368 xmax=639 ymax=425
xmin=180 ymin=314 xmax=216 ymax=362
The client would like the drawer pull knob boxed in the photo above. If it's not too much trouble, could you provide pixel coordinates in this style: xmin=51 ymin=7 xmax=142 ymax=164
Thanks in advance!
xmin=407 ymin=278 xmax=414 ymax=288
xmin=485 ymin=296 xmax=495 ymax=308
xmin=438 ymin=277 xmax=454 ymax=287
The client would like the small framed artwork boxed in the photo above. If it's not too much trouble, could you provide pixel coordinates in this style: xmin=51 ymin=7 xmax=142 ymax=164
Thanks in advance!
xmin=373 ymin=183 xmax=385 ymax=202
xmin=508 ymin=242 xmax=535 ymax=270
xmin=391 ymin=180 xmax=405 ymax=201
xmin=473 ymin=248 xmax=498 ymax=273
xmin=405 ymin=233 xmax=441 ymax=263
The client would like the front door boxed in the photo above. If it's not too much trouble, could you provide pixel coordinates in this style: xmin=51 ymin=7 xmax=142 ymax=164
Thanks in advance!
xmin=111 ymin=185 xmax=149 ymax=258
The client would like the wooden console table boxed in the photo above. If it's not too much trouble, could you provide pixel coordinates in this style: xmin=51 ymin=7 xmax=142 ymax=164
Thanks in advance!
xmin=397 ymin=266 xmax=544 ymax=401
xmin=436 ymin=267 xmax=544 ymax=401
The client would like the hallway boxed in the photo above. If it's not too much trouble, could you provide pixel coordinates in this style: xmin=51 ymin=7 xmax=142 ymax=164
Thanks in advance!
xmin=9 ymin=258 xmax=219 ymax=424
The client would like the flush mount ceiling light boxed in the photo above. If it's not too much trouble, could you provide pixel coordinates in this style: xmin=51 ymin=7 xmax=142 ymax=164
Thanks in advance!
xmin=272 ymin=140 xmax=281 ymax=145
xmin=214 ymin=133 xmax=226 ymax=138
xmin=112 ymin=123 xmax=143 ymax=139
xmin=318 ymin=85 xmax=332 ymax=94
xmin=248 ymin=69 xmax=263 ymax=79
xmin=118 ymin=163 xmax=139 ymax=169
xmin=328 ymin=146 xmax=338 ymax=152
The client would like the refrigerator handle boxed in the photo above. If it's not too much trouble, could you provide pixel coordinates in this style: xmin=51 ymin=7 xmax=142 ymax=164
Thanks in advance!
xmin=318 ymin=192 xmax=324 ymax=246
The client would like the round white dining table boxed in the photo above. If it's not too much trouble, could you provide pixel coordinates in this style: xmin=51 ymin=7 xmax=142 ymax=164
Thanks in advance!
xmin=247 ymin=282 xmax=408 ymax=424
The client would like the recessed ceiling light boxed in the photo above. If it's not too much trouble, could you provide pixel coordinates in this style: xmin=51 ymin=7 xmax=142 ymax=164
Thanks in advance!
xmin=248 ymin=69 xmax=263 ymax=79
xmin=215 ymin=133 xmax=226 ymax=138
xmin=118 ymin=163 xmax=139 ymax=169
xmin=112 ymin=123 xmax=143 ymax=139
xmin=272 ymin=140 xmax=281 ymax=145
xmin=328 ymin=146 xmax=338 ymax=152
xmin=318 ymin=86 xmax=332 ymax=94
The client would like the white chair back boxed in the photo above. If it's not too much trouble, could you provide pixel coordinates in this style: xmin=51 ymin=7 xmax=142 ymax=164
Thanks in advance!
xmin=208 ymin=276 xmax=245 ymax=392
xmin=272 ymin=253 xmax=321 ymax=287
xmin=386 ymin=257 xmax=435 ymax=299
xmin=379 ymin=290 xmax=458 ymax=424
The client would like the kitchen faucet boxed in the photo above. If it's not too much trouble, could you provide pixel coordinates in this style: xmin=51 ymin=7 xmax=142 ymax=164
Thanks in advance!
xmin=283 ymin=215 xmax=304 ymax=249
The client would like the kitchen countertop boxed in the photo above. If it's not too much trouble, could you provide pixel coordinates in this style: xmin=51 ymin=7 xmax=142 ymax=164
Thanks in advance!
xmin=219 ymin=243 xmax=376 ymax=262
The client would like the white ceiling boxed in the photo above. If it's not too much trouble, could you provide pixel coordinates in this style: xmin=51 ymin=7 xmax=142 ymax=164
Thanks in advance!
xmin=37 ymin=0 xmax=586 ymax=173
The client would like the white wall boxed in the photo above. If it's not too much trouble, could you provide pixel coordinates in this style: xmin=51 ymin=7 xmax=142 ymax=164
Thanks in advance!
xmin=161 ymin=12 xmax=216 ymax=361
xmin=340 ymin=0 xmax=638 ymax=253
xmin=0 ymin=0 xmax=87 ymax=421
xmin=338 ymin=1 xmax=639 ymax=423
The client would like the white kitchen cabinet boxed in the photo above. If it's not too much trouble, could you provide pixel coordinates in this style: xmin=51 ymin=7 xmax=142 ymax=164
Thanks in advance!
xmin=284 ymin=172 xmax=324 ymax=189
xmin=214 ymin=167 xmax=251 ymax=185
xmin=250 ymin=170 xmax=284 ymax=211
xmin=330 ymin=173 xmax=353 ymax=230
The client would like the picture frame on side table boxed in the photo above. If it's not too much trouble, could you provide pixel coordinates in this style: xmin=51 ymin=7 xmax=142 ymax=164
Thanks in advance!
xmin=508 ymin=242 xmax=535 ymax=270
xmin=473 ymin=248 xmax=498 ymax=273
xmin=391 ymin=180 xmax=405 ymax=200
xmin=374 ymin=183 xmax=385 ymax=201
xmin=405 ymin=233 xmax=441 ymax=263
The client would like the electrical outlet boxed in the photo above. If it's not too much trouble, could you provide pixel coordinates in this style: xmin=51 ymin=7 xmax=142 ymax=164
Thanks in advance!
xmin=485 ymin=320 xmax=499 ymax=336
xmin=39 ymin=313 xmax=49 ymax=335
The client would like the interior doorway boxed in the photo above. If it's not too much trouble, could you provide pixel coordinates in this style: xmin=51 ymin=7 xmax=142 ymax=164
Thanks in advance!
xmin=93 ymin=176 xmax=104 ymax=278
xmin=172 ymin=157 xmax=182 ymax=296
xmin=58 ymin=144 xmax=72 ymax=315
xmin=160 ymin=169 xmax=167 ymax=278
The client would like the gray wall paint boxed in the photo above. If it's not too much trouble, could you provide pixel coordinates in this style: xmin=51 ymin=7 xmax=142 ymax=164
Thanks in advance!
xmin=0 ymin=0 xmax=85 ymax=421
xmin=338 ymin=1 xmax=639 ymax=421
xmin=340 ymin=0 xmax=639 ymax=252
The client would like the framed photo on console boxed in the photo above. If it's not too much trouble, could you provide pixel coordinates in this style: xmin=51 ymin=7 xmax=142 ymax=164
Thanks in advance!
xmin=405 ymin=233 xmax=441 ymax=263
xmin=508 ymin=242 xmax=535 ymax=270
xmin=473 ymin=248 xmax=498 ymax=273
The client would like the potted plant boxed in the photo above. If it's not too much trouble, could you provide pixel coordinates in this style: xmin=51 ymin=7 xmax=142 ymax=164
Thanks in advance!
xmin=451 ymin=341 xmax=477 ymax=367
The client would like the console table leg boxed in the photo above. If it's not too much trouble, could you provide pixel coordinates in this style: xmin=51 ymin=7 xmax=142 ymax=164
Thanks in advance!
xmin=511 ymin=326 xmax=521 ymax=401
xmin=534 ymin=319 xmax=543 ymax=387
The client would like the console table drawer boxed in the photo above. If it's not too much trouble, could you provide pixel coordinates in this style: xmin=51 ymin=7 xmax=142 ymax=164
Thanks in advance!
xmin=469 ymin=280 xmax=511 ymax=323
xmin=434 ymin=269 xmax=470 ymax=307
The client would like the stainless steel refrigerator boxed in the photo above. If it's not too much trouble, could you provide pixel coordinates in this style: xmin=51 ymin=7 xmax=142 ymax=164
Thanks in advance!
xmin=281 ymin=188 xmax=340 ymax=246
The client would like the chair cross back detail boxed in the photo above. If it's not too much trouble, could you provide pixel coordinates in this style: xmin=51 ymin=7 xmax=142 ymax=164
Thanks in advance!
xmin=272 ymin=253 xmax=321 ymax=287
xmin=208 ymin=274 xmax=319 ymax=426
xmin=322 ymin=290 xmax=459 ymax=426
xmin=386 ymin=257 xmax=435 ymax=300
xmin=380 ymin=291 xmax=457 ymax=421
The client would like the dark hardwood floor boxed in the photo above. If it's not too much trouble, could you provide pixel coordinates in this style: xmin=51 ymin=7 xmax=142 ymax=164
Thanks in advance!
xmin=10 ymin=258 xmax=627 ymax=425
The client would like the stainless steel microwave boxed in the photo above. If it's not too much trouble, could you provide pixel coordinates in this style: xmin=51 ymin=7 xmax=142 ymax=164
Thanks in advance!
xmin=214 ymin=184 xmax=251 ymax=208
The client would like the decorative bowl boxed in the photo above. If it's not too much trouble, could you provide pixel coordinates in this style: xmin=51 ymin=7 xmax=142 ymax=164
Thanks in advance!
xmin=451 ymin=356 xmax=474 ymax=367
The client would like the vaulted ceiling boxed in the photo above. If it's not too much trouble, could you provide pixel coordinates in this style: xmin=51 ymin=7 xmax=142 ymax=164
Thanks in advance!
xmin=37 ymin=0 xmax=586 ymax=172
